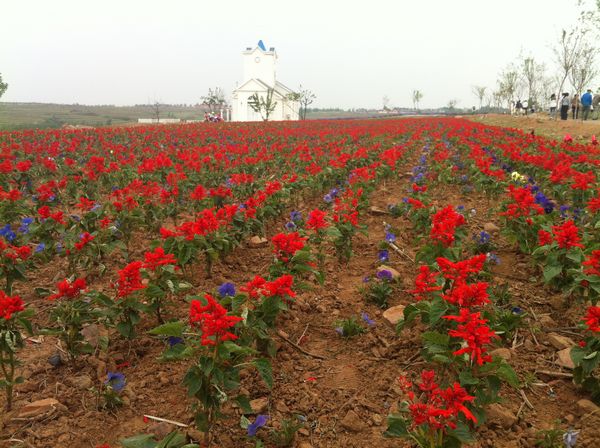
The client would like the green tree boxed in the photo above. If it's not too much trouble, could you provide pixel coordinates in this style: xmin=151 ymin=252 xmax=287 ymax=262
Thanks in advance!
xmin=0 ymin=74 xmax=7 ymax=99
xmin=248 ymin=88 xmax=277 ymax=121
xmin=201 ymin=87 xmax=226 ymax=113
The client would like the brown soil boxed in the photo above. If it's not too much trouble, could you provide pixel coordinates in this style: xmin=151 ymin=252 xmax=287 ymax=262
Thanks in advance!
xmin=1 ymin=132 xmax=600 ymax=448
xmin=467 ymin=113 xmax=600 ymax=142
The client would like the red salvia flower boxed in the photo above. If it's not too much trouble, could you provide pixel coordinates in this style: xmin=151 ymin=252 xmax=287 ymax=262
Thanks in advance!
xmin=582 ymin=250 xmax=600 ymax=277
xmin=75 ymin=232 xmax=95 ymax=250
xmin=189 ymin=294 xmax=242 ymax=346
xmin=537 ymin=229 xmax=553 ymax=246
xmin=143 ymin=247 xmax=177 ymax=271
xmin=116 ymin=261 xmax=145 ymax=298
xmin=48 ymin=277 xmax=87 ymax=301
xmin=584 ymin=306 xmax=600 ymax=332
xmin=436 ymin=254 xmax=486 ymax=282
xmin=272 ymin=232 xmax=306 ymax=262
xmin=262 ymin=275 xmax=296 ymax=298
xmin=409 ymin=265 xmax=441 ymax=301
xmin=442 ymin=281 xmax=489 ymax=308
xmin=306 ymin=209 xmax=328 ymax=231
xmin=444 ymin=309 xmax=498 ymax=365
xmin=0 ymin=291 xmax=24 ymax=320
xmin=552 ymin=220 xmax=583 ymax=249
xmin=430 ymin=206 xmax=465 ymax=247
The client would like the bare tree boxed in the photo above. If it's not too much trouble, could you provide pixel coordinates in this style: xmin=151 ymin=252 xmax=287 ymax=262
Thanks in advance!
xmin=201 ymin=87 xmax=226 ymax=113
xmin=553 ymin=26 xmax=588 ymax=118
xmin=568 ymin=41 xmax=598 ymax=117
xmin=471 ymin=85 xmax=487 ymax=110
xmin=497 ymin=68 xmax=520 ymax=111
xmin=446 ymin=99 xmax=458 ymax=112
xmin=150 ymin=100 xmax=163 ymax=123
xmin=412 ymin=90 xmax=423 ymax=111
xmin=520 ymin=55 xmax=547 ymax=110
xmin=297 ymin=85 xmax=316 ymax=120
xmin=248 ymin=89 xmax=278 ymax=121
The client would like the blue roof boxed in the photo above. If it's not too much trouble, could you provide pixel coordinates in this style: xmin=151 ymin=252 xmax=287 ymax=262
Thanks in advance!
xmin=257 ymin=40 xmax=266 ymax=51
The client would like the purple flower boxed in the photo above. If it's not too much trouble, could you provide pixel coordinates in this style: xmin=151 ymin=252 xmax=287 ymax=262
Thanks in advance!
xmin=475 ymin=231 xmax=491 ymax=245
xmin=290 ymin=211 xmax=302 ymax=222
xmin=0 ymin=224 xmax=16 ymax=242
xmin=376 ymin=270 xmax=393 ymax=281
xmin=385 ymin=232 xmax=396 ymax=243
xmin=335 ymin=327 xmax=344 ymax=336
xmin=35 ymin=243 xmax=46 ymax=253
xmin=218 ymin=282 xmax=236 ymax=297
xmin=323 ymin=194 xmax=333 ymax=203
xmin=167 ymin=336 xmax=184 ymax=347
xmin=362 ymin=276 xmax=370 ymax=283
xmin=361 ymin=312 xmax=375 ymax=326
xmin=378 ymin=249 xmax=389 ymax=263
xmin=563 ymin=430 xmax=579 ymax=447
xmin=105 ymin=372 xmax=126 ymax=392
xmin=285 ymin=221 xmax=297 ymax=231
xmin=511 ymin=307 xmax=523 ymax=315
xmin=247 ymin=414 xmax=269 ymax=437
xmin=486 ymin=252 xmax=500 ymax=265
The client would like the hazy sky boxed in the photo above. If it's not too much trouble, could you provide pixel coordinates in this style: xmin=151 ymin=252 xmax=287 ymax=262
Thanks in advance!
xmin=0 ymin=0 xmax=587 ymax=109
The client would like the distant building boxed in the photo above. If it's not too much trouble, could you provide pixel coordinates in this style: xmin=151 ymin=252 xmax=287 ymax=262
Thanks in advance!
xmin=231 ymin=40 xmax=300 ymax=122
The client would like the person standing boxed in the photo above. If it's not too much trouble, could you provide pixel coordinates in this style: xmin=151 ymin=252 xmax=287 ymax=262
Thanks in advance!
xmin=593 ymin=89 xmax=600 ymax=120
xmin=549 ymin=93 xmax=557 ymax=118
xmin=571 ymin=94 xmax=580 ymax=119
xmin=581 ymin=89 xmax=593 ymax=120
xmin=560 ymin=93 xmax=570 ymax=120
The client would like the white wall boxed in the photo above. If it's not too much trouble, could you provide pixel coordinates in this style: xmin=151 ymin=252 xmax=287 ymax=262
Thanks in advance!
xmin=137 ymin=118 xmax=182 ymax=124
xmin=242 ymin=48 xmax=277 ymax=86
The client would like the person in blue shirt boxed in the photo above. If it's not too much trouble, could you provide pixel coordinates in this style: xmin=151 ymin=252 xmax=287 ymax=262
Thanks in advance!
xmin=581 ymin=89 xmax=593 ymax=120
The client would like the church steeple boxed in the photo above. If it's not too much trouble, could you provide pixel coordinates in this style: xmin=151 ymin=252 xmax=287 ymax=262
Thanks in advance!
xmin=242 ymin=40 xmax=277 ymax=87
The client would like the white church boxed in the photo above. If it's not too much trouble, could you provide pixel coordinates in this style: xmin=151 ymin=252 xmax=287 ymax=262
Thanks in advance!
xmin=231 ymin=40 xmax=300 ymax=122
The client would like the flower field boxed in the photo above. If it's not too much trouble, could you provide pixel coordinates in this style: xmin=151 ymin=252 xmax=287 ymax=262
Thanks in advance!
xmin=1 ymin=117 xmax=600 ymax=447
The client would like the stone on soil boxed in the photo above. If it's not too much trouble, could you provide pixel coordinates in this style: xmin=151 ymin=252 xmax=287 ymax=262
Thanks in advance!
xmin=577 ymin=399 xmax=600 ymax=414
xmin=556 ymin=348 xmax=575 ymax=369
xmin=248 ymin=236 xmax=268 ymax=248
xmin=547 ymin=333 xmax=575 ymax=350
xmin=249 ymin=397 xmax=269 ymax=414
xmin=383 ymin=305 xmax=406 ymax=325
xmin=340 ymin=410 xmax=367 ymax=432
xmin=369 ymin=206 xmax=388 ymax=215
xmin=483 ymin=222 xmax=500 ymax=233
xmin=17 ymin=398 xmax=65 ymax=419
xmin=486 ymin=403 xmax=517 ymax=428
xmin=489 ymin=348 xmax=512 ymax=361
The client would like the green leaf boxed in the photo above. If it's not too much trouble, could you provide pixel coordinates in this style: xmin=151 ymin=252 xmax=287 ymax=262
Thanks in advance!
xmin=149 ymin=321 xmax=185 ymax=338
xmin=383 ymin=414 xmax=409 ymax=438
xmin=447 ymin=421 xmax=475 ymax=443
xmin=496 ymin=361 xmax=520 ymax=388
xmin=156 ymin=432 xmax=187 ymax=448
xmin=543 ymin=264 xmax=562 ymax=282
xmin=236 ymin=395 xmax=253 ymax=414
xmin=119 ymin=434 xmax=157 ymax=448
xmin=571 ymin=345 xmax=587 ymax=366
xmin=34 ymin=287 xmax=51 ymax=297
xmin=459 ymin=369 xmax=480 ymax=386
xmin=240 ymin=415 xmax=251 ymax=429
xmin=146 ymin=284 xmax=165 ymax=299
xmin=253 ymin=358 xmax=273 ymax=389
xmin=428 ymin=297 xmax=448 ymax=325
